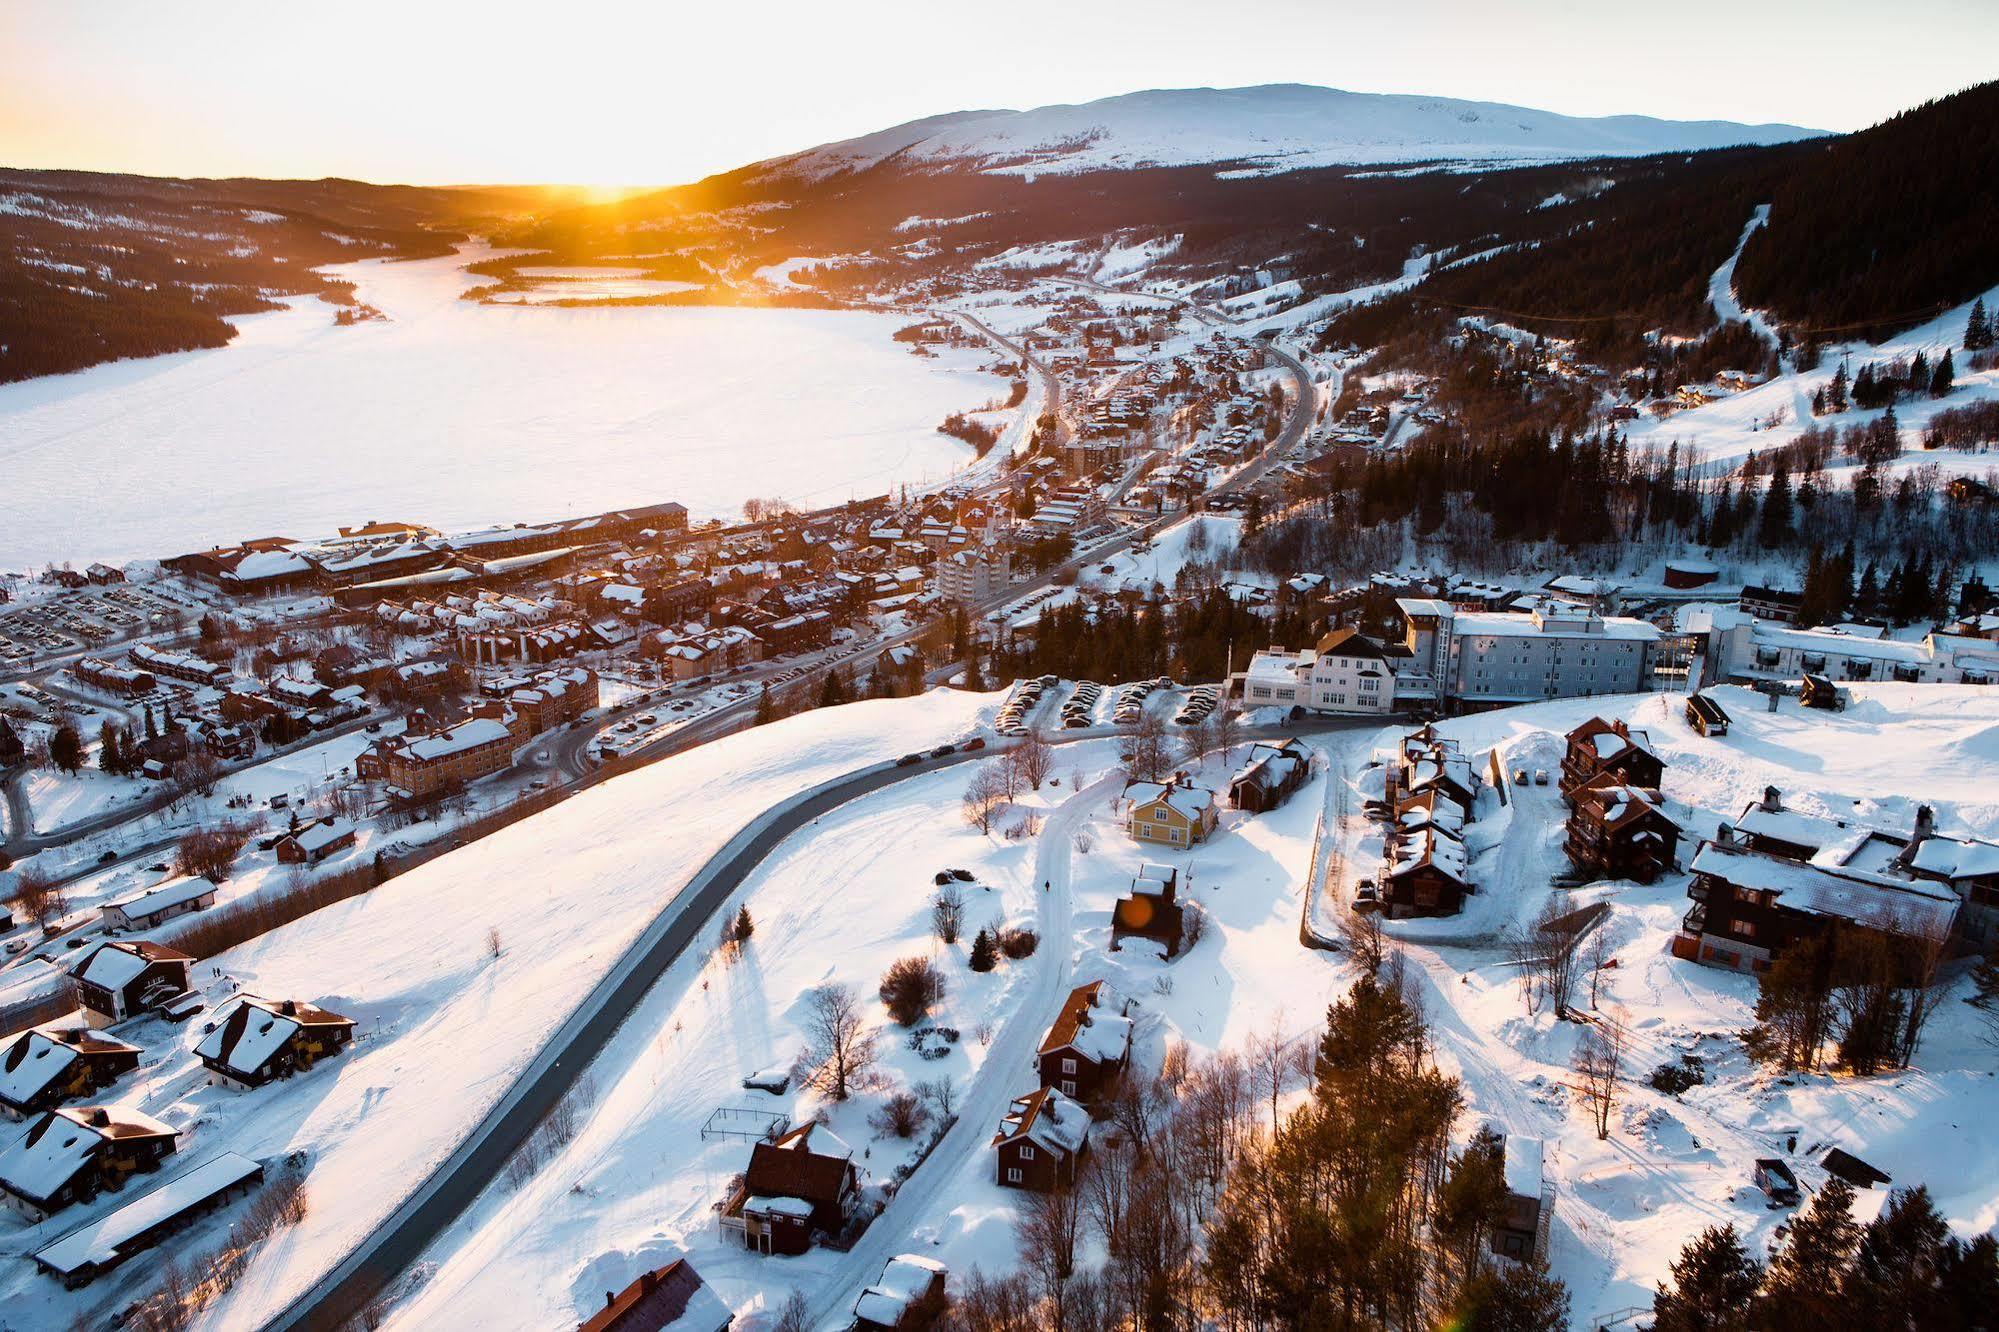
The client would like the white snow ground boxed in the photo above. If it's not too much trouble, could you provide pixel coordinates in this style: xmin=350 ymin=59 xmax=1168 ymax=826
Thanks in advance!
xmin=376 ymin=683 xmax=1999 ymax=1331
xmin=0 ymin=248 xmax=1010 ymax=569
xmin=0 ymin=691 xmax=992 ymax=1332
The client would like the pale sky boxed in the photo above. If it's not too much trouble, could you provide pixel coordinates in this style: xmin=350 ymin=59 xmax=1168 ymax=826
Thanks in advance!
xmin=2 ymin=0 xmax=1992 ymax=186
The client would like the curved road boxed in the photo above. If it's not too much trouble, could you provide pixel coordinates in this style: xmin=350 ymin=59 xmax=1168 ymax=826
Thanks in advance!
xmin=263 ymin=713 xmax=1372 ymax=1331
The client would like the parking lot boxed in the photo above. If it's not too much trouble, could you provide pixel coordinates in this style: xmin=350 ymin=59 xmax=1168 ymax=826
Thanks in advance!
xmin=0 ymin=579 xmax=209 ymax=669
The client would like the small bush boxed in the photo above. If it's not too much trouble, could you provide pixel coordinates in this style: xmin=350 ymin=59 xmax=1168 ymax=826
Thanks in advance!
xmin=1648 ymin=1059 xmax=1705 ymax=1095
xmin=880 ymin=956 xmax=946 ymax=1026
xmin=869 ymin=1090 xmax=932 ymax=1139
xmin=999 ymin=927 xmax=1039 ymax=960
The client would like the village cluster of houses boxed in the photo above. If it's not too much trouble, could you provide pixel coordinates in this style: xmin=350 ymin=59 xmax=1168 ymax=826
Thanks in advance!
xmin=1366 ymin=725 xmax=1483 ymax=917
xmin=355 ymin=665 xmax=597 ymax=799
xmin=0 ymin=939 xmax=354 ymax=1285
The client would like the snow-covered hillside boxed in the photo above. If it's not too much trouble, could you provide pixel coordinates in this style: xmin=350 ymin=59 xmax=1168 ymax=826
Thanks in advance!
xmin=765 ymin=85 xmax=1826 ymax=181
xmin=0 ymin=692 xmax=991 ymax=1332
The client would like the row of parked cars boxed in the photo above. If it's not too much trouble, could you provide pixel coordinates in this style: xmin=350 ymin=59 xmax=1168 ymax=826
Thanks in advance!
xmin=1112 ymin=678 xmax=1168 ymax=726
xmin=994 ymin=675 xmax=1059 ymax=737
xmin=1057 ymin=681 xmax=1105 ymax=729
xmin=1174 ymin=685 xmax=1223 ymax=727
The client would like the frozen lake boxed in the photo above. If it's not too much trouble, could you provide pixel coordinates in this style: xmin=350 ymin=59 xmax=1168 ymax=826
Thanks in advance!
xmin=0 ymin=248 xmax=1004 ymax=568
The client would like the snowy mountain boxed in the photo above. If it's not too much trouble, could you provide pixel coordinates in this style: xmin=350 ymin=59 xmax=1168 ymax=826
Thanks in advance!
xmin=761 ymin=84 xmax=1828 ymax=181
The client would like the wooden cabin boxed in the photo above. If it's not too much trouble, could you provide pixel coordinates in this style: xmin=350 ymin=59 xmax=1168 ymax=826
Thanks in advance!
xmin=0 ymin=1029 xmax=143 ymax=1120
xmin=195 ymin=996 xmax=356 ymax=1089
xmin=992 ymin=1087 xmax=1090 ymax=1192
xmin=1565 ymin=774 xmax=1679 ymax=884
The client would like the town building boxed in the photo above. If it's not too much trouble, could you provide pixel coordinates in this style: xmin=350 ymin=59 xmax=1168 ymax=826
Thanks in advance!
xmin=0 ymin=1105 xmax=179 ymax=1220
xmin=1376 ymin=825 xmax=1471 ymax=917
xmin=1394 ymin=598 xmax=1661 ymax=709
xmin=0 ymin=1029 xmax=143 ymax=1120
xmin=195 ymin=996 xmax=356 ymax=1089
xmin=70 ymin=942 xmax=193 ymax=1026
xmin=74 ymin=657 xmax=156 ymax=696
xmin=274 ymin=817 xmax=359 ymax=866
xmin=936 ymin=547 xmax=1009 ymax=607
xmin=991 ymin=1086 xmax=1090 ymax=1191
xmin=1688 ymin=608 xmax=1999 ymax=688
xmin=1558 ymin=717 xmax=1663 ymax=801
xmin=1037 ymin=981 xmax=1133 ymax=1103
xmin=32 ymin=1152 xmax=262 ymax=1289
xmin=1672 ymin=831 xmax=1961 ymax=973
xmin=853 ymin=1254 xmax=949 ymax=1332
xmin=357 ymin=712 xmax=519 ymax=799
xmin=1227 ymin=738 xmax=1310 ymax=813
xmin=720 ymin=1122 xmax=858 ymax=1256
xmin=1565 ymin=775 xmax=1679 ymax=884
xmin=578 ymin=1256 xmax=731 ymax=1332
xmin=1493 ymin=1134 xmax=1550 ymax=1263
xmin=1121 ymin=779 xmax=1218 ymax=848
xmin=1112 ymin=864 xmax=1187 ymax=956
xmin=98 ymin=876 xmax=218 ymax=933
xmin=1684 ymin=693 xmax=1731 ymax=736
xmin=130 ymin=643 xmax=233 ymax=688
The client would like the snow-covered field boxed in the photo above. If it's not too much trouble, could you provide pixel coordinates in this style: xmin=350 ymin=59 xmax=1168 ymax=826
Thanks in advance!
xmin=0 ymin=248 xmax=1010 ymax=569
xmin=375 ymin=683 xmax=1999 ymax=1330
xmin=0 ymin=691 xmax=991 ymax=1332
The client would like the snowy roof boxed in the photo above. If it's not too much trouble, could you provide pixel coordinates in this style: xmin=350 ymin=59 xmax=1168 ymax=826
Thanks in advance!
xmin=1734 ymin=800 xmax=1850 ymax=852
xmin=34 ymin=1153 xmax=261 ymax=1276
xmin=743 ymin=1194 xmax=816 ymax=1218
xmin=0 ymin=1029 xmax=135 ymax=1108
xmin=287 ymin=818 xmax=357 ymax=854
xmin=1132 ymin=864 xmax=1177 ymax=897
xmin=993 ymin=1086 xmax=1090 ymax=1156
xmin=1503 ymin=1134 xmax=1544 ymax=1200
xmin=72 ymin=940 xmax=190 ymax=991
xmin=1387 ymin=826 xmax=1468 ymax=881
xmin=855 ymin=1254 xmax=947 ymax=1327
xmin=0 ymin=1106 xmax=177 ymax=1205
xmin=1125 ymin=780 xmax=1215 ymax=822
xmin=107 ymin=875 xmax=216 ymax=922
xmin=196 ymin=996 xmax=352 ymax=1077
xmin=1692 ymin=841 xmax=1960 ymax=935
xmin=403 ymin=717 xmax=512 ymax=762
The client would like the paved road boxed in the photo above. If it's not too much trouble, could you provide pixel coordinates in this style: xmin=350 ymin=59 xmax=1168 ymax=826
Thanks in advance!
xmin=260 ymin=713 xmax=1372 ymax=1331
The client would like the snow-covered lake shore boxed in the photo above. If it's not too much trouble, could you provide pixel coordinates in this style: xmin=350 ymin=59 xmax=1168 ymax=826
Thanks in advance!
xmin=0 ymin=247 xmax=1008 ymax=569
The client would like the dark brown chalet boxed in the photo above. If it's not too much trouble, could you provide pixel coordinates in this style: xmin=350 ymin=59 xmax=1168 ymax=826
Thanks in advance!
xmin=578 ymin=1257 xmax=730 ymax=1332
xmin=991 ymin=1087 xmax=1090 ymax=1192
xmin=0 ymin=1029 xmax=143 ymax=1120
xmin=721 ymin=1122 xmax=858 ymax=1255
xmin=1558 ymin=717 xmax=1662 ymax=802
xmin=1565 ymin=773 xmax=1679 ymax=884
xmin=1672 ymin=830 xmax=1962 ymax=973
xmin=1111 ymin=865 xmax=1186 ymax=957
xmin=70 ymin=941 xmax=194 ymax=1026
xmin=1374 ymin=827 xmax=1471 ymax=918
xmin=0 ymin=1105 xmax=179 ymax=1220
xmin=195 ymin=996 xmax=356 ymax=1089
xmin=1036 ymin=982 xmax=1134 ymax=1104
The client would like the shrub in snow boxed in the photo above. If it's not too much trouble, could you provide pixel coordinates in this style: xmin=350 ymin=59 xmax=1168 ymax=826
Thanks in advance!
xmin=999 ymin=927 xmax=1039 ymax=961
xmin=880 ymin=956 xmax=947 ymax=1026
xmin=1648 ymin=1059 xmax=1705 ymax=1095
xmin=870 ymin=1090 xmax=933 ymax=1140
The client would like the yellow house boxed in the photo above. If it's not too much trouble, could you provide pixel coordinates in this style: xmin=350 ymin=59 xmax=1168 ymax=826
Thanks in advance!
xmin=1122 ymin=780 xmax=1218 ymax=848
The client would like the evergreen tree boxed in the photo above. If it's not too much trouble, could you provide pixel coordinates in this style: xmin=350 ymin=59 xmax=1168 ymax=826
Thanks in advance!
xmin=817 ymin=669 xmax=845 ymax=709
xmin=1758 ymin=1175 xmax=1860 ymax=1331
xmin=1967 ymin=297 xmax=1993 ymax=352
xmin=1829 ymin=361 xmax=1850 ymax=412
xmin=1757 ymin=467 xmax=1794 ymax=549
xmin=49 ymin=722 xmax=83 ymax=775
xmin=1447 ymin=1261 xmax=1571 ymax=1332
xmin=1930 ymin=349 xmax=1954 ymax=397
xmin=753 ymin=683 xmax=776 ymax=726
xmin=968 ymin=927 xmax=997 ymax=973
xmin=732 ymin=906 xmax=755 ymax=944
xmin=1847 ymin=1186 xmax=1956 ymax=1328
xmin=1653 ymin=1225 xmax=1762 ymax=1332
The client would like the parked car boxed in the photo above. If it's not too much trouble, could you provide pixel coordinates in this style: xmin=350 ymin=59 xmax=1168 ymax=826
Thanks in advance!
xmin=930 ymin=744 xmax=955 ymax=758
xmin=962 ymin=737 xmax=986 ymax=751
xmin=896 ymin=753 xmax=922 ymax=767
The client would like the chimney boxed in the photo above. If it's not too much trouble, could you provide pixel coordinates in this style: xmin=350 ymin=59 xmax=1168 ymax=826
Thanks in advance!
xmin=604 ymin=1292 xmax=615 ymax=1308
xmin=1914 ymin=805 xmax=1936 ymax=841
xmin=1761 ymin=786 xmax=1782 ymax=813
